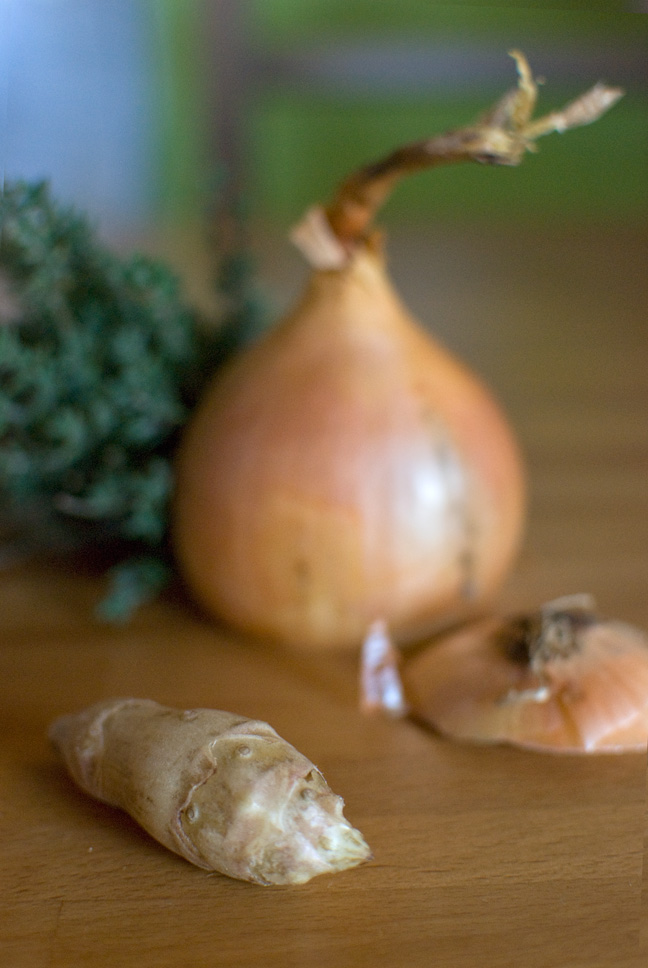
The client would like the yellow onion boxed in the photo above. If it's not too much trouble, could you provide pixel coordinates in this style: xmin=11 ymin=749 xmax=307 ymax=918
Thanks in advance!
xmin=172 ymin=55 xmax=622 ymax=650
xmin=361 ymin=596 xmax=648 ymax=753
xmin=173 ymin=239 xmax=524 ymax=649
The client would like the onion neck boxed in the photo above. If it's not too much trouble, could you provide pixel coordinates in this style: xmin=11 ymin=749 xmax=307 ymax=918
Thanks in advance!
xmin=285 ymin=237 xmax=423 ymax=347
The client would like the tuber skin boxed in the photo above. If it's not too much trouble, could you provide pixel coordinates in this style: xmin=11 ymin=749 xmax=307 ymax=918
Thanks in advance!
xmin=49 ymin=699 xmax=371 ymax=885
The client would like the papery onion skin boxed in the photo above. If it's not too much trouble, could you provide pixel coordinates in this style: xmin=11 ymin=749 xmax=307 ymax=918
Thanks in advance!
xmin=172 ymin=245 xmax=525 ymax=650
xmin=403 ymin=602 xmax=648 ymax=753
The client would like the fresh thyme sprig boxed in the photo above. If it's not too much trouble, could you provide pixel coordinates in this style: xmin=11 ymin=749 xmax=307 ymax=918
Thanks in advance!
xmin=0 ymin=179 xmax=264 ymax=618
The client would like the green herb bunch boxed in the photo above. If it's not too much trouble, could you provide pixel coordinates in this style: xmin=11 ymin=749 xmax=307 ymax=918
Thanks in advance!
xmin=0 ymin=180 xmax=263 ymax=618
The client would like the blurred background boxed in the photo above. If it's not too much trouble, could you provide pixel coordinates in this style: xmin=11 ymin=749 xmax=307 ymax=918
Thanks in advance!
xmin=1 ymin=0 xmax=647 ymax=617
xmin=1 ymin=0 xmax=646 ymax=234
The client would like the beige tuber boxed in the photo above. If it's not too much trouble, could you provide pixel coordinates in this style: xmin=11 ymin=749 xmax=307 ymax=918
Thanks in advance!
xmin=49 ymin=698 xmax=371 ymax=885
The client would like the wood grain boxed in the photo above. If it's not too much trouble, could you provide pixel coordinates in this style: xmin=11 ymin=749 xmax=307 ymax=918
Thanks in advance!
xmin=1 ymin=225 xmax=646 ymax=968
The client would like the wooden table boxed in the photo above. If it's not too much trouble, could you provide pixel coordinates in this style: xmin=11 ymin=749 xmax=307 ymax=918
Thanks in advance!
xmin=1 ymin=224 xmax=646 ymax=967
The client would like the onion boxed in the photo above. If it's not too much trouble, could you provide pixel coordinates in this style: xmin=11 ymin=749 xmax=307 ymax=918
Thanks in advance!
xmin=392 ymin=596 xmax=648 ymax=753
xmin=172 ymin=54 xmax=622 ymax=650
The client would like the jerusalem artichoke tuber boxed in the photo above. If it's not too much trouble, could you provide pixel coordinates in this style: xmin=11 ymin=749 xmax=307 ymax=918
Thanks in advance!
xmin=49 ymin=698 xmax=371 ymax=885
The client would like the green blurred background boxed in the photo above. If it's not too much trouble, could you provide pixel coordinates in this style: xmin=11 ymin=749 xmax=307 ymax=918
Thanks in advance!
xmin=2 ymin=1 xmax=646 ymax=230
xmin=242 ymin=1 xmax=647 ymax=226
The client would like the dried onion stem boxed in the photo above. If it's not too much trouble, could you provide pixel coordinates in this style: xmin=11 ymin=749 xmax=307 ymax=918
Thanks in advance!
xmin=315 ymin=51 xmax=623 ymax=252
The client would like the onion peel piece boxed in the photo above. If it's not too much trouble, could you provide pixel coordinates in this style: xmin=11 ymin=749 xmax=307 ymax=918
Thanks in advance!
xmin=360 ymin=619 xmax=409 ymax=717
xmin=360 ymin=599 xmax=648 ymax=754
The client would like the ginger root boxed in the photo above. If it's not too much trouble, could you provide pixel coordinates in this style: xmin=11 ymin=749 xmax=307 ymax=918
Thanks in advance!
xmin=49 ymin=698 xmax=371 ymax=885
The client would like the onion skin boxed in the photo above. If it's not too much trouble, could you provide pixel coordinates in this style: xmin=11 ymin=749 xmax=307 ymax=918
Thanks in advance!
xmin=173 ymin=244 xmax=525 ymax=649
xmin=402 ymin=600 xmax=648 ymax=753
